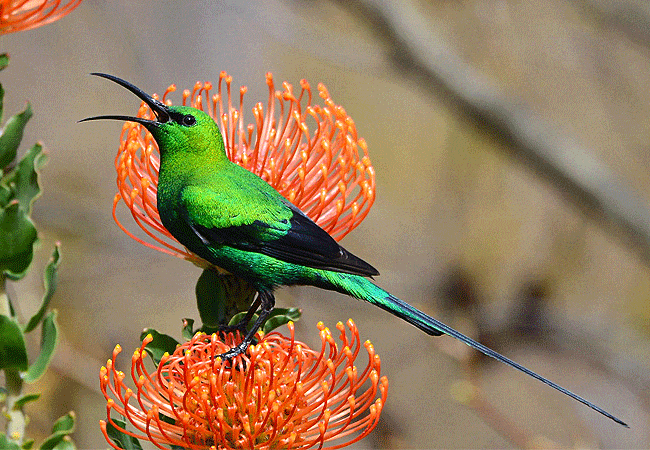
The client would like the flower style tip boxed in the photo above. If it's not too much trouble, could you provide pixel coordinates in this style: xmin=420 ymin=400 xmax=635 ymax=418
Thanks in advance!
xmin=100 ymin=320 xmax=387 ymax=450
xmin=113 ymin=72 xmax=376 ymax=265
xmin=0 ymin=0 xmax=84 ymax=34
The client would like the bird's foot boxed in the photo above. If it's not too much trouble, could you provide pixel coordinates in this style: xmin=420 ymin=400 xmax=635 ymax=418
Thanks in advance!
xmin=214 ymin=290 xmax=276 ymax=364
xmin=215 ymin=338 xmax=253 ymax=361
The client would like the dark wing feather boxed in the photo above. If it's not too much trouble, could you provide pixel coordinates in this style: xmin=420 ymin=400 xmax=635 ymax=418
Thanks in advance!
xmin=191 ymin=201 xmax=379 ymax=277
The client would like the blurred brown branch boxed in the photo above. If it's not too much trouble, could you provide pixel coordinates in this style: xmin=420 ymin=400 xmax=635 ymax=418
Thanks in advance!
xmin=579 ymin=0 xmax=650 ymax=49
xmin=329 ymin=0 xmax=650 ymax=266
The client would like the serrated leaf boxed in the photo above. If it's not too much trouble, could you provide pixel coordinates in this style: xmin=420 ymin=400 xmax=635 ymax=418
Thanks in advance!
xmin=0 ymin=104 xmax=32 ymax=169
xmin=181 ymin=318 xmax=194 ymax=341
xmin=39 ymin=412 xmax=75 ymax=450
xmin=24 ymin=244 xmax=61 ymax=333
xmin=3 ymin=143 xmax=47 ymax=214
xmin=139 ymin=329 xmax=179 ymax=366
xmin=24 ymin=311 xmax=58 ymax=383
xmin=21 ymin=439 xmax=35 ymax=449
xmin=0 ymin=201 xmax=38 ymax=280
xmin=0 ymin=54 xmax=8 ymax=72
xmin=262 ymin=307 xmax=302 ymax=334
xmin=14 ymin=392 xmax=41 ymax=408
xmin=1 ymin=433 xmax=22 ymax=450
xmin=0 ymin=315 xmax=27 ymax=371
xmin=105 ymin=418 xmax=143 ymax=450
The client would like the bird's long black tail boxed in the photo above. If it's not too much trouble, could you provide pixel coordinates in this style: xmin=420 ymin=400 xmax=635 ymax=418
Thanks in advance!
xmin=324 ymin=272 xmax=628 ymax=427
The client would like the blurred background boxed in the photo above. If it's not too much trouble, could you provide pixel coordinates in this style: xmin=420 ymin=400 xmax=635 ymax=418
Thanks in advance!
xmin=3 ymin=0 xmax=650 ymax=447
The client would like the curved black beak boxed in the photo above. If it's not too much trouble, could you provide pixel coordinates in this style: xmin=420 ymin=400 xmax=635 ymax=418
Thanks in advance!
xmin=79 ymin=73 xmax=170 ymax=127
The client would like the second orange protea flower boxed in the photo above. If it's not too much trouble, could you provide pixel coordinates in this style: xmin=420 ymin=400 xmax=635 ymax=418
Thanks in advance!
xmin=100 ymin=320 xmax=388 ymax=450
xmin=113 ymin=72 xmax=375 ymax=265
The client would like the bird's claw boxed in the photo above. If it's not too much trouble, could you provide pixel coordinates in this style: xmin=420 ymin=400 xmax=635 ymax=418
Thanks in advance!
xmin=214 ymin=340 xmax=253 ymax=370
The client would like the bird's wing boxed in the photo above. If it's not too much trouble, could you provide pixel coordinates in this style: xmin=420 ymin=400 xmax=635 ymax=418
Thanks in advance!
xmin=183 ymin=184 xmax=379 ymax=277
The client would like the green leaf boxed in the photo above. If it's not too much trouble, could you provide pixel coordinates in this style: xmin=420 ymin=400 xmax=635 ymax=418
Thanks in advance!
xmin=0 ymin=184 xmax=12 ymax=206
xmin=24 ymin=311 xmax=58 ymax=383
xmin=39 ymin=433 xmax=66 ymax=449
xmin=227 ymin=311 xmax=257 ymax=330
xmin=195 ymin=269 xmax=255 ymax=328
xmin=181 ymin=318 xmax=195 ymax=341
xmin=2 ymin=143 xmax=47 ymax=214
xmin=158 ymin=412 xmax=175 ymax=426
xmin=21 ymin=439 xmax=35 ymax=450
xmin=0 ymin=54 xmax=9 ymax=72
xmin=262 ymin=307 xmax=302 ymax=334
xmin=39 ymin=412 xmax=75 ymax=450
xmin=13 ymin=393 xmax=41 ymax=408
xmin=0 ymin=201 xmax=38 ymax=280
xmin=0 ymin=433 xmax=22 ymax=450
xmin=24 ymin=244 xmax=61 ymax=333
xmin=0 ymin=315 xmax=27 ymax=371
xmin=0 ymin=104 xmax=32 ymax=169
xmin=49 ymin=439 xmax=74 ymax=450
xmin=139 ymin=329 xmax=179 ymax=366
xmin=195 ymin=269 xmax=227 ymax=328
xmin=51 ymin=412 xmax=75 ymax=434
xmin=105 ymin=418 xmax=143 ymax=450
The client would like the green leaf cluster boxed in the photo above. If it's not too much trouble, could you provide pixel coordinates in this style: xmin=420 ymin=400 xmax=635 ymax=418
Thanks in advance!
xmin=0 ymin=238 xmax=61 ymax=378
xmin=0 ymin=55 xmax=73 ymax=449
xmin=0 ymin=56 xmax=46 ymax=281
xmin=1 ymin=412 xmax=77 ymax=450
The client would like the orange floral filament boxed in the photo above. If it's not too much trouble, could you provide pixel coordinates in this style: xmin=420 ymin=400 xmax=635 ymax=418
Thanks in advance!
xmin=100 ymin=320 xmax=388 ymax=449
xmin=0 ymin=0 xmax=83 ymax=34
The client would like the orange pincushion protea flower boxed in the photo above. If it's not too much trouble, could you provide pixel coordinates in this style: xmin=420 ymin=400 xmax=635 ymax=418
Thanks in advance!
xmin=0 ymin=0 xmax=83 ymax=34
xmin=100 ymin=320 xmax=388 ymax=450
xmin=114 ymin=71 xmax=375 ymax=265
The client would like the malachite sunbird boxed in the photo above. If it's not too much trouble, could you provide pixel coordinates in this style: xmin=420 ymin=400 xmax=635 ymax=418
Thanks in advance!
xmin=82 ymin=73 xmax=626 ymax=427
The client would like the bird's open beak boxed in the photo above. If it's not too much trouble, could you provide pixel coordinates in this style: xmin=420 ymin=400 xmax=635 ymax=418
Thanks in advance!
xmin=79 ymin=73 xmax=170 ymax=127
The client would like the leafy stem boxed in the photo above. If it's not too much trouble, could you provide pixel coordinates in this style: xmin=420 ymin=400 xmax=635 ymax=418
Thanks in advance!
xmin=1 ymin=274 xmax=25 ymax=446
xmin=4 ymin=367 xmax=25 ymax=445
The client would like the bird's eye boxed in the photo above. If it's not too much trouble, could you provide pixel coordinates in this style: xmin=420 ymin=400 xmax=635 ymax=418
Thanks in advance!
xmin=182 ymin=115 xmax=196 ymax=126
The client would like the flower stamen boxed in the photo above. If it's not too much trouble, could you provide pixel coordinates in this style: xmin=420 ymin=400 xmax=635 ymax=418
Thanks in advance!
xmin=101 ymin=320 xmax=387 ymax=449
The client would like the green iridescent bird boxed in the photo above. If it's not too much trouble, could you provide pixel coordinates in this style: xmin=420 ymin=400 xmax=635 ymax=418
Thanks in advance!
xmin=82 ymin=73 xmax=626 ymax=427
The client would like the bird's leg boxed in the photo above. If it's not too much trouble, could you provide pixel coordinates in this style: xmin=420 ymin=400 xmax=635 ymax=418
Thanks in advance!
xmin=216 ymin=290 xmax=275 ymax=360
xmin=217 ymin=294 xmax=262 ymax=336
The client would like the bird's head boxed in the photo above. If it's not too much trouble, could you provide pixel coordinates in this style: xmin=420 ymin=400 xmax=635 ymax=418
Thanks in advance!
xmin=81 ymin=73 xmax=224 ymax=158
